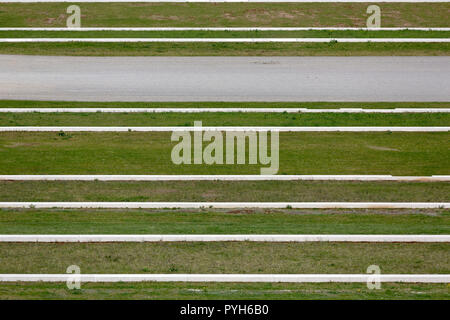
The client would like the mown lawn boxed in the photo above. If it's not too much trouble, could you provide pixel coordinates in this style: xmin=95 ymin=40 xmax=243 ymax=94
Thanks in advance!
xmin=1 ymin=112 xmax=450 ymax=127
xmin=1 ymin=282 xmax=448 ymax=300
xmin=0 ymin=209 xmax=448 ymax=235
xmin=0 ymin=181 xmax=448 ymax=202
xmin=0 ymin=242 xmax=448 ymax=274
xmin=1 ymin=2 xmax=448 ymax=302
xmin=0 ymin=132 xmax=448 ymax=175
xmin=1 ymin=42 xmax=448 ymax=56
xmin=1 ymin=3 xmax=448 ymax=27
xmin=2 ymin=30 xmax=449 ymax=38
xmin=1 ymin=3 xmax=448 ymax=55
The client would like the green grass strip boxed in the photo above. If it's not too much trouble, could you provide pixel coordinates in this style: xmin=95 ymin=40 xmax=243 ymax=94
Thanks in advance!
xmin=0 ymin=181 xmax=448 ymax=202
xmin=0 ymin=209 xmax=448 ymax=235
xmin=0 ymin=282 xmax=448 ymax=300
xmin=2 ymin=30 xmax=449 ymax=38
xmin=2 ymin=113 xmax=450 ymax=127
xmin=1 ymin=3 xmax=448 ymax=28
xmin=0 ymin=242 xmax=448 ymax=274
xmin=0 ymin=42 xmax=448 ymax=56
xmin=0 ymin=132 xmax=448 ymax=175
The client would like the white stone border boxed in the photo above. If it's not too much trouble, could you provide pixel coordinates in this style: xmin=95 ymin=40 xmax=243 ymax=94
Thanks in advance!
xmin=2 ymin=27 xmax=450 ymax=31
xmin=1 ymin=108 xmax=449 ymax=113
xmin=1 ymin=202 xmax=448 ymax=209
xmin=1 ymin=126 xmax=449 ymax=132
xmin=0 ymin=274 xmax=448 ymax=283
xmin=1 ymin=234 xmax=449 ymax=243
xmin=1 ymin=175 xmax=449 ymax=181
xmin=1 ymin=38 xmax=449 ymax=42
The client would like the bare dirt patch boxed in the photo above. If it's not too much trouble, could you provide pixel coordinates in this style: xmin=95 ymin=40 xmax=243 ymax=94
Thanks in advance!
xmin=147 ymin=14 xmax=180 ymax=21
xmin=277 ymin=12 xmax=296 ymax=20
xmin=44 ymin=14 xmax=65 ymax=25
xmin=4 ymin=142 xmax=38 ymax=148
xmin=367 ymin=145 xmax=400 ymax=152
xmin=223 ymin=13 xmax=237 ymax=21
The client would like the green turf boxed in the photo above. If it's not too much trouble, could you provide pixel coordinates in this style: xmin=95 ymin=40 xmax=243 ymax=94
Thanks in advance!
xmin=0 ymin=132 xmax=448 ymax=175
xmin=1 ymin=42 xmax=448 ymax=56
xmin=1 ymin=100 xmax=449 ymax=109
xmin=0 ymin=209 xmax=448 ymax=235
xmin=1 ymin=3 xmax=448 ymax=302
xmin=0 ymin=181 xmax=448 ymax=202
xmin=0 ymin=242 xmax=448 ymax=274
xmin=2 ymin=112 xmax=450 ymax=127
xmin=1 ymin=282 xmax=448 ymax=300
xmin=1 ymin=3 xmax=448 ymax=27
xmin=2 ymin=3 xmax=448 ymax=55
xmin=2 ymin=30 xmax=449 ymax=38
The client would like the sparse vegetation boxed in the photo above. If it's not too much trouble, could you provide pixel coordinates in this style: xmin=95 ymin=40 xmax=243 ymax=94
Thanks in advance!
xmin=1 ymin=3 xmax=448 ymax=27
xmin=1 ymin=112 xmax=449 ymax=127
xmin=1 ymin=42 xmax=448 ymax=56
xmin=0 ymin=242 xmax=448 ymax=274
xmin=1 ymin=282 xmax=448 ymax=300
